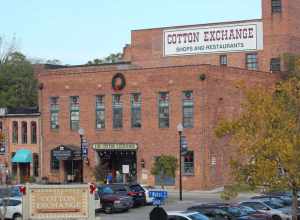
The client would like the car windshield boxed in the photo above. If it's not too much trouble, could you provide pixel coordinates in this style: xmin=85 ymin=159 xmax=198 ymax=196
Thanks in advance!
xmin=239 ymin=206 xmax=256 ymax=214
xmin=226 ymin=207 xmax=246 ymax=217
xmin=100 ymin=186 xmax=114 ymax=194
xmin=130 ymin=184 xmax=144 ymax=192
xmin=264 ymin=200 xmax=284 ymax=209
xmin=188 ymin=213 xmax=210 ymax=220
xmin=110 ymin=185 xmax=129 ymax=193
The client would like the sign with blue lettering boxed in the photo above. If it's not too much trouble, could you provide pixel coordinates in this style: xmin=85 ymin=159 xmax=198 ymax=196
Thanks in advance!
xmin=82 ymin=142 xmax=89 ymax=160
xmin=149 ymin=191 xmax=168 ymax=199
xmin=149 ymin=191 xmax=168 ymax=206
xmin=181 ymin=136 xmax=188 ymax=155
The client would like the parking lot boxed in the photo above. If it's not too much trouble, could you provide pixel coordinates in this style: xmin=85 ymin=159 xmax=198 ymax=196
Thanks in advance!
xmin=96 ymin=191 xmax=254 ymax=220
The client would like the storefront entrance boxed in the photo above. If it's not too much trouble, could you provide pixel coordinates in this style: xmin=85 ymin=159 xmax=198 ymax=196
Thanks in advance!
xmin=51 ymin=145 xmax=82 ymax=183
xmin=93 ymin=143 xmax=138 ymax=183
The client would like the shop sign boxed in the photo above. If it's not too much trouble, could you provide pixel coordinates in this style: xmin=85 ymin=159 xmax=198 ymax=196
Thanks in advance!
xmin=22 ymin=184 xmax=95 ymax=220
xmin=164 ymin=21 xmax=263 ymax=56
xmin=93 ymin=143 xmax=138 ymax=150
xmin=52 ymin=148 xmax=72 ymax=160
xmin=122 ymin=165 xmax=130 ymax=174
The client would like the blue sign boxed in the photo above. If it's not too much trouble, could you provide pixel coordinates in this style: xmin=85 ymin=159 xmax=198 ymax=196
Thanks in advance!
xmin=153 ymin=199 xmax=162 ymax=206
xmin=181 ymin=136 xmax=188 ymax=155
xmin=82 ymin=142 xmax=89 ymax=160
xmin=149 ymin=191 xmax=168 ymax=199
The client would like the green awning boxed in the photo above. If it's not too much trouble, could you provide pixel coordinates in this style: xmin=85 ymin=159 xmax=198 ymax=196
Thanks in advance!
xmin=12 ymin=149 xmax=32 ymax=163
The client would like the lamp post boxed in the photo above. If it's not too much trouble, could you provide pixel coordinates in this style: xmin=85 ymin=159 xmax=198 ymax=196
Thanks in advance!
xmin=78 ymin=128 xmax=85 ymax=183
xmin=177 ymin=123 xmax=183 ymax=201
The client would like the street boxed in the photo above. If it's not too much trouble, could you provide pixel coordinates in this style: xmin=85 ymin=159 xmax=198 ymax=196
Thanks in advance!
xmin=96 ymin=191 xmax=254 ymax=220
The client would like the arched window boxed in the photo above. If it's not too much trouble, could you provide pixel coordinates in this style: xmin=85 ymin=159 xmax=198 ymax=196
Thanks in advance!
xmin=12 ymin=121 xmax=18 ymax=144
xmin=31 ymin=121 xmax=37 ymax=144
xmin=21 ymin=122 xmax=27 ymax=144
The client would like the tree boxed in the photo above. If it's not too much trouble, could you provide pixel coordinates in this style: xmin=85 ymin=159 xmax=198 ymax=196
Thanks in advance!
xmin=0 ymin=36 xmax=17 ymax=65
xmin=151 ymin=155 xmax=178 ymax=189
xmin=215 ymin=77 xmax=300 ymax=220
xmin=0 ymin=51 xmax=38 ymax=108
xmin=86 ymin=53 xmax=122 ymax=65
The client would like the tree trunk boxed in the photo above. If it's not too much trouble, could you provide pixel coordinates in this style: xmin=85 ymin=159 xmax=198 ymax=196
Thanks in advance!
xmin=292 ymin=188 xmax=298 ymax=220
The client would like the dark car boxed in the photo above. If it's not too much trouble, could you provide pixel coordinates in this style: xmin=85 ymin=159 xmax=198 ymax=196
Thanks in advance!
xmin=97 ymin=184 xmax=133 ymax=214
xmin=187 ymin=203 xmax=270 ymax=220
xmin=251 ymin=195 xmax=292 ymax=207
xmin=128 ymin=184 xmax=146 ymax=207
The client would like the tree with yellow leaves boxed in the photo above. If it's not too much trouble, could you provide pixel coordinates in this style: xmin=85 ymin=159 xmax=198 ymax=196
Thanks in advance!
xmin=216 ymin=63 xmax=300 ymax=219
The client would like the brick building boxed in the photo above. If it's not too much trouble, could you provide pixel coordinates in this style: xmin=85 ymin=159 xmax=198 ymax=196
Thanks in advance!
xmin=37 ymin=0 xmax=297 ymax=189
xmin=0 ymin=107 xmax=40 ymax=184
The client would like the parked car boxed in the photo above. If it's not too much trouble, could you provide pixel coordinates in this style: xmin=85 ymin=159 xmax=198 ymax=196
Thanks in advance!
xmin=167 ymin=211 xmax=210 ymax=220
xmin=187 ymin=203 xmax=269 ymax=220
xmin=128 ymin=183 xmax=146 ymax=206
xmin=141 ymin=185 xmax=166 ymax=205
xmin=97 ymin=184 xmax=133 ymax=214
xmin=0 ymin=197 xmax=22 ymax=220
xmin=239 ymin=199 xmax=294 ymax=220
xmin=251 ymin=195 xmax=292 ymax=207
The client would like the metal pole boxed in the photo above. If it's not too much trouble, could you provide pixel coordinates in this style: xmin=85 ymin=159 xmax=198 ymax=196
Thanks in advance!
xmin=179 ymin=131 xmax=182 ymax=201
xmin=80 ymin=134 xmax=83 ymax=183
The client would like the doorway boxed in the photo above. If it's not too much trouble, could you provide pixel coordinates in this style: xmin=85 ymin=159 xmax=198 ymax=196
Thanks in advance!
xmin=98 ymin=150 xmax=137 ymax=183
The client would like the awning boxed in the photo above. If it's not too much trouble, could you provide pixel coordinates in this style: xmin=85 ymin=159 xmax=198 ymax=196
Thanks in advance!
xmin=12 ymin=149 xmax=32 ymax=163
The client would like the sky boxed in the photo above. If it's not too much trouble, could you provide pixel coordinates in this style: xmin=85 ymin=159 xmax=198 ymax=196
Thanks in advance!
xmin=0 ymin=0 xmax=261 ymax=65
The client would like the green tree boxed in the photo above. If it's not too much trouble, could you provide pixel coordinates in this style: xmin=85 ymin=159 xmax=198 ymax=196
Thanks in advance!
xmin=0 ymin=52 xmax=38 ymax=108
xmin=215 ymin=77 xmax=300 ymax=220
xmin=87 ymin=53 xmax=122 ymax=65
xmin=151 ymin=155 xmax=178 ymax=189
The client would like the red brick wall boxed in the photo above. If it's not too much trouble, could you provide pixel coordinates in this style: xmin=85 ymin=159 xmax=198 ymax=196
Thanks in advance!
xmin=38 ymin=64 xmax=277 ymax=189
xmin=121 ymin=0 xmax=300 ymax=72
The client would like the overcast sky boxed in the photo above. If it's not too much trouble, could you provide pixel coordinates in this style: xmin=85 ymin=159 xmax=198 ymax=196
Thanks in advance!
xmin=1 ymin=0 xmax=261 ymax=65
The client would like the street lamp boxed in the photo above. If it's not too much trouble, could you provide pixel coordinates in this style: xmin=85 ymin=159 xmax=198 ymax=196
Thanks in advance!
xmin=177 ymin=123 xmax=183 ymax=201
xmin=78 ymin=128 xmax=85 ymax=183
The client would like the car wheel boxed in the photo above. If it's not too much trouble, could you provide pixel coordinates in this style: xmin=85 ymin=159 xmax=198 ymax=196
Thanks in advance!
xmin=272 ymin=215 xmax=282 ymax=220
xmin=13 ymin=213 xmax=22 ymax=220
xmin=103 ymin=204 xmax=113 ymax=214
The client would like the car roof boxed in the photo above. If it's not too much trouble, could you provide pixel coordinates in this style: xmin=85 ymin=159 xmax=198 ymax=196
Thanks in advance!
xmin=189 ymin=202 xmax=230 ymax=208
xmin=167 ymin=211 xmax=199 ymax=216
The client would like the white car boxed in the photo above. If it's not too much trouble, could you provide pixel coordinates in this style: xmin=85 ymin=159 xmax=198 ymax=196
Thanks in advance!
xmin=240 ymin=199 xmax=292 ymax=220
xmin=0 ymin=197 xmax=22 ymax=220
xmin=167 ymin=211 xmax=210 ymax=220
xmin=141 ymin=185 xmax=166 ymax=205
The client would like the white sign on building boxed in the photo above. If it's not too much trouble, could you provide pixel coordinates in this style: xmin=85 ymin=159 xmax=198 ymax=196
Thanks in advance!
xmin=163 ymin=21 xmax=263 ymax=56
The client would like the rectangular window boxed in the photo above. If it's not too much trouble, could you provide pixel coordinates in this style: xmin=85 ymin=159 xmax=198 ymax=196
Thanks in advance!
xmin=158 ymin=92 xmax=169 ymax=128
xmin=112 ymin=94 xmax=122 ymax=129
xmin=33 ymin=153 xmax=39 ymax=177
xmin=246 ymin=54 xmax=258 ymax=70
xmin=183 ymin=151 xmax=194 ymax=175
xmin=12 ymin=121 xmax=18 ymax=144
xmin=50 ymin=97 xmax=59 ymax=130
xmin=70 ymin=96 xmax=80 ymax=131
xmin=21 ymin=122 xmax=27 ymax=144
xmin=31 ymin=121 xmax=37 ymax=144
xmin=270 ymin=58 xmax=281 ymax=72
xmin=50 ymin=153 xmax=60 ymax=171
xmin=96 ymin=95 xmax=105 ymax=129
xmin=220 ymin=55 xmax=227 ymax=66
xmin=182 ymin=91 xmax=194 ymax=128
xmin=131 ymin=93 xmax=142 ymax=128
xmin=272 ymin=0 xmax=282 ymax=13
